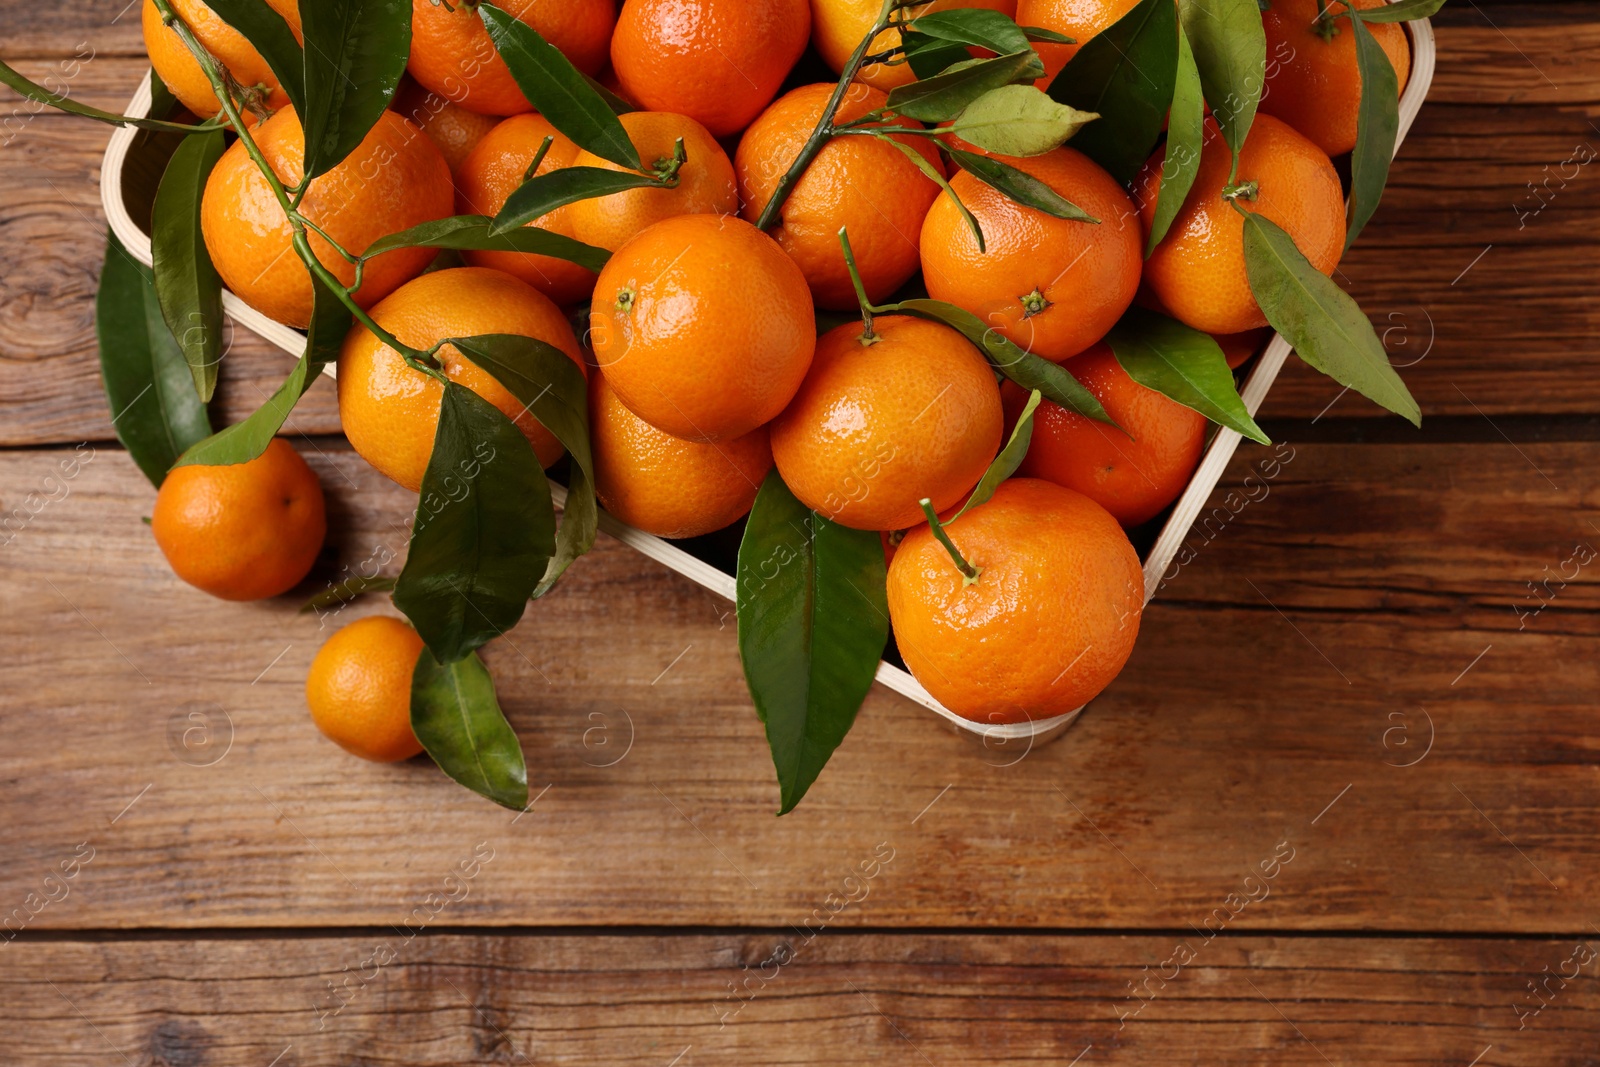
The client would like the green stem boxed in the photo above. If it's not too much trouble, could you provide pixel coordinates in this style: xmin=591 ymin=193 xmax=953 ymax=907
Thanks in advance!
xmin=836 ymin=227 xmax=879 ymax=344
xmin=919 ymin=499 xmax=982 ymax=587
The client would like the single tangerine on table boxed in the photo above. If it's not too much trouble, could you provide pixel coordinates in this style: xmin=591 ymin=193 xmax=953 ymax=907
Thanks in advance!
xmin=306 ymin=616 xmax=426 ymax=764
xmin=568 ymin=111 xmax=740 ymax=253
xmin=1134 ymin=114 xmax=1345 ymax=336
xmin=1002 ymin=343 xmax=1208 ymax=527
xmin=201 ymin=107 xmax=453 ymax=329
xmin=1014 ymin=0 xmax=1142 ymax=88
xmin=610 ymin=0 xmax=812 ymax=138
xmin=810 ymin=0 xmax=1017 ymax=92
xmin=737 ymin=83 xmax=944 ymax=310
xmin=408 ymin=0 xmax=616 ymax=115
xmin=393 ymin=78 xmax=502 ymax=176
xmin=771 ymin=315 xmax=1003 ymax=532
xmin=455 ymin=113 xmax=596 ymax=306
xmin=591 ymin=373 xmax=774 ymax=540
xmin=338 ymin=267 xmax=588 ymax=493
xmin=152 ymin=439 xmax=326 ymax=602
xmin=590 ymin=214 xmax=816 ymax=443
xmin=887 ymin=478 xmax=1143 ymax=724
xmin=142 ymin=0 xmax=303 ymax=119
xmin=919 ymin=146 xmax=1143 ymax=362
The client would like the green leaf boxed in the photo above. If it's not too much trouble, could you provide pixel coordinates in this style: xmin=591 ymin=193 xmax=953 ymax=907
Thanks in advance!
xmin=583 ymin=71 xmax=637 ymax=115
xmin=96 ymin=232 xmax=212 ymax=486
xmin=490 ymin=166 xmax=663 ymax=235
xmin=948 ymin=389 xmax=1040 ymax=523
xmin=1105 ymin=307 xmax=1269 ymax=443
xmin=909 ymin=9 xmax=1033 ymax=56
xmin=0 ymin=58 xmax=210 ymax=134
xmin=876 ymin=135 xmax=986 ymax=252
xmin=1354 ymin=0 xmax=1448 ymax=22
xmin=364 ymin=214 xmax=609 ymax=273
xmin=1048 ymin=0 xmax=1177 ymax=183
xmin=888 ymin=298 xmax=1119 ymax=429
xmin=204 ymin=0 xmax=307 ymax=117
xmin=902 ymin=32 xmax=973 ymax=80
xmin=1179 ymin=0 xmax=1267 ymax=179
xmin=1243 ymin=213 xmax=1419 ymax=426
xmin=1346 ymin=12 xmax=1400 ymax=249
xmin=1145 ymin=21 xmax=1204 ymax=255
xmin=149 ymin=66 xmax=180 ymax=119
xmin=449 ymin=335 xmax=597 ymax=597
xmin=299 ymin=574 xmax=396 ymax=615
xmin=411 ymin=649 xmax=529 ymax=811
xmin=299 ymin=0 xmax=412 ymax=182
xmin=736 ymin=471 xmax=889 ymax=815
xmin=947 ymin=147 xmax=1098 ymax=222
xmin=480 ymin=3 xmax=641 ymax=170
xmin=151 ymin=127 xmax=227 ymax=402
xmin=394 ymin=383 xmax=556 ymax=663
xmin=885 ymin=50 xmax=1046 ymax=123
xmin=1021 ymin=26 xmax=1076 ymax=44
xmin=951 ymin=84 xmax=1098 ymax=157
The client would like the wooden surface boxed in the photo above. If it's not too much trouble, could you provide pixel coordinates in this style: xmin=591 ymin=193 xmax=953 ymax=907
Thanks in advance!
xmin=4 ymin=2 xmax=1600 ymax=1063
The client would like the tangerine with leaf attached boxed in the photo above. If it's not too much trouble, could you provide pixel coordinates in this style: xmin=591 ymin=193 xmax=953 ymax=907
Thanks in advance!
xmin=306 ymin=616 xmax=426 ymax=764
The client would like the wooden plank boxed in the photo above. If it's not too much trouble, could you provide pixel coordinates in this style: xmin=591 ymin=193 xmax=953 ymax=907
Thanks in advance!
xmin=1 ymin=441 xmax=1597 ymax=930
xmin=4 ymin=934 xmax=1597 ymax=1065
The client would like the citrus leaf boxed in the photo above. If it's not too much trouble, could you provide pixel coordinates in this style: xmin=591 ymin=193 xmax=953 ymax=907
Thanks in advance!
xmin=491 ymin=167 xmax=663 ymax=235
xmin=1179 ymin=0 xmax=1267 ymax=179
xmin=736 ymin=471 xmax=888 ymax=815
xmin=902 ymin=31 xmax=974 ymax=79
xmin=149 ymin=65 xmax=180 ymax=119
xmin=951 ymin=84 xmax=1098 ymax=157
xmin=96 ymin=231 xmax=212 ymax=487
xmin=394 ymin=383 xmax=555 ymax=663
xmin=364 ymin=214 xmax=609 ymax=272
xmin=886 ymin=50 xmax=1046 ymax=123
xmin=1346 ymin=12 xmax=1401 ymax=249
xmin=1105 ymin=307 xmax=1269 ymax=443
xmin=449 ymin=334 xmax=597 ymax=597
xmin=1021 ymin=26 xmax=1075 ymax=44
xmin=876 ymin=135 xmax=986 ymax=252
xmin=948 ymin=389 xmax=1040 ymax=523
xmin=1048 ymin=0 xmax=1177 ymax=183
xmin=1146 ymin=21 xmax=1204 ymax=255
xmin=909 ymin=8 xmax=1033 ymax=56
xmin=204 ymin=0 xmax=306 ymax=117
xmin=480 ymin=3 xmax=641 ymax=170
xmin=151 ymin=126 xmax=226 ymax=402
xmin=299 ymin=574 xmax=395 ymax=615
xmin=1354 ymin=0 xmax=1448 ymax=21
xmin=411 ymin=649 xmax=529 ymax=811
xmin=1242 ymin=213 xmax=1420 ymax=426
xmin=299 ymin=0 xmax=411 ymax=182
xmin=947 ymin=146 xmax=1099 ymax=222
xmin=0 ymin=58 xmax=209 ymax=134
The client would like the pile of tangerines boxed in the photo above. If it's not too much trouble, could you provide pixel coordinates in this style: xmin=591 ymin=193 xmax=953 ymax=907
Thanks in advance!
xmin=113 ymin=0 xmax=1421 ymax=805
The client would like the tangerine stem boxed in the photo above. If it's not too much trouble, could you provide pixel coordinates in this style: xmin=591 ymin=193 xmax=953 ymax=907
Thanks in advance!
xmin=837 ymin=226 xmax=878 ymax=343
xmin=920 ymin=499 xmax=982 ymax=587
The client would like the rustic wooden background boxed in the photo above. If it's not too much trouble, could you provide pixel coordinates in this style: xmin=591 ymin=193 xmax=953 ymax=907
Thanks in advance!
xmin=4 ymin=2 xmax=1599 ymax=1063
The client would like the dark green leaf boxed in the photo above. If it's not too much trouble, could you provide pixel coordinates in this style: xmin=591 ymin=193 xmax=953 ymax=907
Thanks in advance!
xmin=491 ymin=166 xmax=662 ymax=235
xmin=1179 ymin=0 xmax=1267 ymax=178
xmin=204 ymin=0 xmax=306 ymax=117
xmin=949 ymin=389 xmax=1040 ymax=522
xmin=902 ymin=31 xmax=973 ymax=80
xmin=299 ymin=0 xmax=412 ymax=182
xmin=449 ymin=334 xmax=597 ymax=596
xmin=151 ymin=127 xmax=226 ymax=402
xmin=877 ymin=136 xmax=986 ymax=252
xmin=1021 ymin=26 xmax=1076 ymax=44
xmin=96 ymin=231 xmax=212 ymax=486
xmin=298 ymin=574 xmax=396 ymax=615
xmin=1105 ymin=307 xmax=1268 ymax=443
xmin=0 ymin=58 xmax=208 ymax=134
xmin=948 ymin=147 xmax=1098 ymax=222
xmin=364 ymin=214 xmax=609 ymax=272
xmin=888 ymin=298 xmax=1119 ymax=428
xmin=411 ymin=649 xmax=529 ymax=811
xmin=886 ymin=51 xmax=1045 ymax=123
xmin=394 ymin=384 xmax=555 ymax=663
xmin=736 ymin=471 xmax=889 ymax=815
xmin=1146 ymin=21 xmax=1205 ymax=255
xmin=910 ymin=9 xmax=1033 ymax=56
xmin=1354 ymin=0 xmax=1448 ymax=21
xmin=952 ymin=84 xmax=1097 ymax=156
xmin=149 ymin=67 xmax=180 ymax=119
xmin=1346 ymin=13 xmax=1400 ymax=249
xmin=1048 ymin=0 xmax=1177 ymax=184
xmin=480 ymin=3 xmax=641 ymax=169
xmin=1243 ymin=213 xmax=1419 ymax=425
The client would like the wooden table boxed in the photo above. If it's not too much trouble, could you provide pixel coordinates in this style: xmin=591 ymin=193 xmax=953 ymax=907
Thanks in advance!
xmin=3 ymin=2 xmax=1598 ymax=1063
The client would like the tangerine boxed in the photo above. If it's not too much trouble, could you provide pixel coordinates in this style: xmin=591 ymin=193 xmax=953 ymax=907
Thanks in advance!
xmin=1014 ymin=0 xmax=1141 ymax=88
xmin=393 ymin=78 xmax=502 ymax=175
xmin=305 ymin=616 xmax=426 ymax=763
xmin=811 ymin=0 xmax=1016 ymax=92
xmin=142 ymin=0 xmax=303 ymax=120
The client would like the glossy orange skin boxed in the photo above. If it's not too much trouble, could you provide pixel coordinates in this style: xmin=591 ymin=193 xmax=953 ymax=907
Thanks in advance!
xmin=152 ymin=439 xmax=326 ymax=601
xmin=591 ymin=214 xmax=816 ymax=443
xmin=1135 ymin=115 xmax=1345 ymax=335
xmin=338 ymin=268 xmax=587 ymax=492
xmin=591 ymin=373 xmax=773 ymax=539
xmin=738 ymin=83 xmax=943 ymax=309
xmin=1003 ymin=344 xmax=1207 ymax=526
xmin=611 ymin=0 xmax=811 ymax=138
xmin=305 ymin=617 xmax=426 ymax=763
xmin=1262 ymin=0 xmax=1412 ymax=157
xmin=811 ymin=0 xmax=1016 ymax=91
xmin=143 ymin=0 xmax=303 ymax=119
xmin=1216 ymin=328 xmax=1272 ymax=370
xmin=408 ymin=0 xmax=617 ymax=116
xmin=887 ymin=478 xmax=1143 ymax=723
xmin=201 ymin=108 xmax=452 ymax=329
xmin=393 ymin=79 xmax=502 ymax=175
xmin=570 ymin=111 xmax=740 ymax=253
xmin=772 ymin=317 xmax=1003 ymax=531
xmin=1015 ymin=0 xmax=1141 ymax=89
xmin=455 ymin=113 xmax=596 ymax=306
xmin=920 ymin=147 xmax=1142 ymax=362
